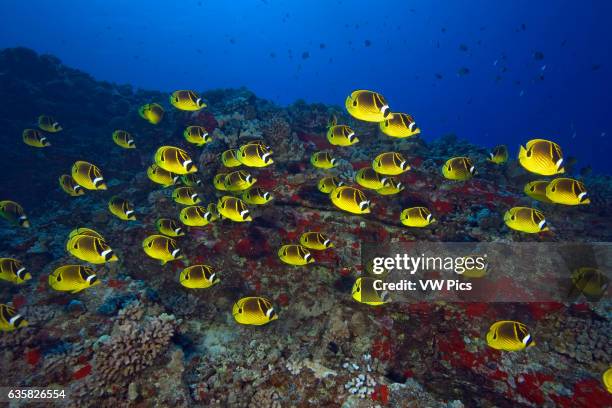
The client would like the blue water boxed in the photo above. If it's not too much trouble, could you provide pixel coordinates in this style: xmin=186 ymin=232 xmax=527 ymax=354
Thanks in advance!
xmin=1 ymin=0 xmax=610 ymax=173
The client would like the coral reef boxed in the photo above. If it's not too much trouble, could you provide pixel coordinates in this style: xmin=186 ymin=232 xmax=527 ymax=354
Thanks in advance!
xmin=0 ymin=48 xmax=611 ymax=407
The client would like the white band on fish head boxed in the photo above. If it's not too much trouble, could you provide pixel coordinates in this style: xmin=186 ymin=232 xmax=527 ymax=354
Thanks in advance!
xmin=8 ymin=314 xmax=22 ymax=326
xmin=93 ymin=177 xmax=104 ymax=186
xmin=171 ymin=248 xmax=181 ymax=258
xmin=538 ymin=219 xmax=547 ymax=229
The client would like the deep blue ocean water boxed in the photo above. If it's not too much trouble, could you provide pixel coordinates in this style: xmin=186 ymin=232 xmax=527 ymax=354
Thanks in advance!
xmin=1 ymin=0 xmax=610 ymax=173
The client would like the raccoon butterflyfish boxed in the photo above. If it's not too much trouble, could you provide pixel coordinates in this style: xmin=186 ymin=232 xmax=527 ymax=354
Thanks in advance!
xmin=318 ymin=176 xmax=344 ymax=193
xmin=59 ymin=174 xmax=85 ymax=196
xmin=278 ymin=244 xmax=314 ymax=266
xmin=156 ymin=218 xmax=185 ymax=237
xmin=49 ymin=265 xmax=100 ymax=293
xmin=327 ymin=125 xmax=358 ymax=146
xmin=232 ymin=297 xmax=278 ymax=326
xmin=139 ymin=103 xmax=164 ymax=124
xmin=180 ymin=205 xmax=213 ymax=227
xmin=345 ymin=90 xmax=390 ymax=122
xmin=442 ymin=157 xmax=475 ymax=181
xmin=379 ymin=112 xmax=420 ymax=138
xmin=0 ymin=200 xmax=30 ymax=228
xmin=108 ymin=196 xmax=136 ymax=221
xmin=38 ymin=115 xmax=62 ymax=132
xmin=355 ymin=167 xmax=389 ymax=190
xmin=172 ymin=187 xmax=201 ymax=205
xmin=486 ymin=320 xmax=535 ymax=351
xmin=400 ymin=207 xmax=435 ymax=227
xmin=23 ymin=129 xmax=50 ymax=147
xmin=112 ymin=130 xmax=136 ymax=148
xmin=0 ymin=258 xmax=31 ymax=284
xmin=545 ymin=177 xmax=590 ymax=205
xmin=142 ymin=235 xmax=183 ymax=265
xmin=503 ymin=207 xmax=548 ymax=233
xmin=0 ymin=304 xmax=28 ymax=332
xmin=352 ymin=277 xmax=390 ymax=306
xmin=518 ymin=138 xmax=564 ymax=176
xmin=154 ymin=146 xmax=197 ymax=175
xmin=330 ymin=186 xmax=371 ymax=214
xmin=71 ymin=161 xmax=107 ymax=190
xmin=183 ymin=126 xmax=211 ymax=146
xmin=169 ymin=90 xmax=206 ymax=111
xmin=180 ymin=265 xmax=219 ymax=289
xmin=299 ymin=232 xmax=333 ymax=250
xmin=147 ymin=164 xmax=179 ymax=187
xmin=217 ymin=196 xmax=252 ymax=222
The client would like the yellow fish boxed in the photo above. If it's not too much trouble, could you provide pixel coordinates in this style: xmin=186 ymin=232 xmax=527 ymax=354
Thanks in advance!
xmin=155 ymin=218 xmax=185 ymax=237
xmin=0 ymin=304 xmax=27 ymax=332
xmin=373 ymin=152 xmax=410 ymax=176
xmin=142 ymin=235 xmax=183 ymax=265
xmin=571 ymin=267 xmax=609 ymax=301
xmin=169 ymin=90 xmax=206 ymax=111
xmin=242 ymin=187 xmax=273 ymax=205
xmin=180 ymin=205 xmax=213 ymax=227
xmin=400 ymin=207 xmax=435 ymax=227
xmin=379 ymin=113 xmax=420 ymax=138
xmin=545 ymin=178 xmax=590 ymax=205
xmin=224 ymin=170 xmax=256 ymax=192
xmin=310 ymin=151 xmax=338 ymax=169
xmin=488 ymin=145 xmax=508 ymax=164
xmin=38 ymin=115 xmax=62 ymax=132
xmin=299 ymin=232 xmax=333 ymax=250
xmin=352 ymin=277 xmax=390 ymax=306
xmin=232 ymin=297 xmax=278 ymax=326
xmin=0 ymin=258 xmax=30 ymax=284
xmin=49 ymin=265 xmax=100 ymax=293
xmin=112 ymin=130 xmax=136 ymax=149
xmin=108 ymin=196 xmax=136 ymax=221
xmin=486 ymin=320 xmax=535 ymax=351
xmin=355 ymin=167 xmax=389 ymax=190
xmin=180 ymin=173 xmax=203 ymax=187
xmin=278 ymin=244 xmax=314 ymax=266
xmin=59 ymin=174 xmax=85 ymax=197
xmin=154 ymin=146 xmax=197 ymax=175
xmin=330 ymin=186 xmax=371 ymax=214
xmin=217 ymin=196 xmax=252 ymax=222
xmin=68 ymin=227 xmax=103 ymax=240
xmin=327 ymin=125 xmax=358 ymax=146
xmin=237 ymin=143 xmax=274 ymax=167
xmin=183 ymin=126 xmax=211 ymax=146
xmin=318 ymin=176 xmax=344 ymax=194
xmin=442 ymin=157 xmax=475 ymax=181
xmin=213 ymin=172 xmax=229 ymax=191
xmin=180 ymin=265 xmax=219 ymax=289
xmin=23 ymin=129 xmax=50 ymax=147
xmin=172 ymin=187 xmax=201 ymax=205
xmin=66 ymin=233 xmax=118 ymax=264
xmin=139 ymin=103 xmax=164 ymax=124
xmin=376 ymin=177 xmax=404 ymax=195
xmin=345 ymin=90 xmax=390 ymax=122
xmin=0 ymin=200 xmax=30 ymax=228
xmin=72 ymin=161 xmax=107 ymax=190
xmin=459 ymin=255 xmax=489 ymax=278
xmin=518 ymin=139 xmax=565 ymax=176
xmin=524 ymin=180 xmax=552 ymax=203
xmin=603 ymin=367 xmax=612 ymax=394
xmin=221 ymin=149 xmax=242 ymax=167
xmin=147 ymin=164 xmax=179 ymax=187
xmin=504 ymin=207 xmax=548 ymax=233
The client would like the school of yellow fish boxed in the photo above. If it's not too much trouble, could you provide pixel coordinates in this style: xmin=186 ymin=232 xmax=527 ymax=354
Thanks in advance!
xmin=1 ymin=89 xmax=609 ymax=390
